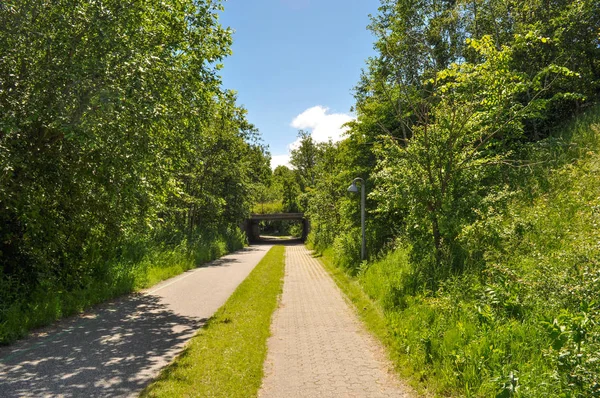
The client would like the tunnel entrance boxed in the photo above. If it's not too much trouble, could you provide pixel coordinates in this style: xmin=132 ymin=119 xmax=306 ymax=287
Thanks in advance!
xmin=243 ymin=213 xmax=309 ymax=243
xmin=260 ymin=219 xmax=303 ymax=239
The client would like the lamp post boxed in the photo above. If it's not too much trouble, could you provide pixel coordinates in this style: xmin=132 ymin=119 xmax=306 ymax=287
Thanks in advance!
xmin=347 ymin=177 xmax=366 ymax=261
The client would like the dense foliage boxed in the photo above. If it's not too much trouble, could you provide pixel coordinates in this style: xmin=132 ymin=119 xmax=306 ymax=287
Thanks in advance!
xmin=0 ymin=0 xmax=269 ymax=343
xmin=3 ymin=0 xmax=600 ymax=393
xmin=308 ymin=0 xmax=599 ymax=266
xmin=302 ymin=0 xmax=600 ymax=395
xmin=356 ymin=109 xmax=600 ymax=396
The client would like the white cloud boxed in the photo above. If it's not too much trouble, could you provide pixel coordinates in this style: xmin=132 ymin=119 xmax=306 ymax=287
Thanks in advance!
xmin=269 ymin=106 xmax=354 ymax=170
xmin=290 ymin=106 xmax=354 ymax=144
xmin=270 ymin=154 xmax=291 ymax=170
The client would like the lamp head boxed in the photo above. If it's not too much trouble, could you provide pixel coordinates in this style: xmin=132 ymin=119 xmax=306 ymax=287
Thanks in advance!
xmin=347 ymin=182 xmax=359 ymax=193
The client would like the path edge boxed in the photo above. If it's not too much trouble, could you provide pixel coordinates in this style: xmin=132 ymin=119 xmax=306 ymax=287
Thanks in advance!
xmin=311 ymin=248 xmax=425 ymax=397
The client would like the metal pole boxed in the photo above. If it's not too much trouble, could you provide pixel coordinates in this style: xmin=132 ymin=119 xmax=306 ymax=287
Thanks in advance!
xmin=360 ymin=180 xmax=366 ymax=261
xmin=348 ymin=177 xmax=366 ymax=261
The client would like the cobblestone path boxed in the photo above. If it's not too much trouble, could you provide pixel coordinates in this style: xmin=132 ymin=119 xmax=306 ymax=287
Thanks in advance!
xmin=259 ymin=244 xmax=412 ymax=398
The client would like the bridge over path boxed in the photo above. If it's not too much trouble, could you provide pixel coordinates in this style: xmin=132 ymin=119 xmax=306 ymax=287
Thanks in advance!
xmin=243 ymin=213 xmax=309 ymax=243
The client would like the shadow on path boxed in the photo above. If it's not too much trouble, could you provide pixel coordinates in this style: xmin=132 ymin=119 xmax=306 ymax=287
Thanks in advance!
xmin=256 ymin=237 xmax=303 ymax=246
xmin=0 ymin=295 xmax=203 ymax=397
xmin=0 ymin=245 xmax=271 ymax=397
xmin=197 ymin=246 xmax=264 ymax=269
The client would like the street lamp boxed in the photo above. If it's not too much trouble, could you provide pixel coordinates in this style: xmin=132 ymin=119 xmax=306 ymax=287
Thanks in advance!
xmin=347 ymin=177 xmax=366 ymax=261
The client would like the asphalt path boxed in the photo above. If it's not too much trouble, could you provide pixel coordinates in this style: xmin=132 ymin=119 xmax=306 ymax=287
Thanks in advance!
xmin=0 ymin=244 xmax=272 ymax=397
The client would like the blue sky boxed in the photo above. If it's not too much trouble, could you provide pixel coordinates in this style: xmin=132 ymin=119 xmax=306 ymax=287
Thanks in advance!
xmin=218 ymin=0 xmax=380 ymax=168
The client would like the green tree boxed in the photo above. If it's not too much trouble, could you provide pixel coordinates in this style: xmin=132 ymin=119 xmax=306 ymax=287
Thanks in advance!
xmin=0 ymin=0 xmax=269 ymax=326
xmin=272 ymin=166 xmax=301 ymax=213
xmin=289 ymin=130 xmax=324 ymax=191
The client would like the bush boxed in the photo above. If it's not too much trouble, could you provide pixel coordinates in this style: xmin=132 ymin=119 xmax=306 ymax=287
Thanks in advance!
xmin=0 ymin=226 xmax=246 ymax=345
xmin=332 ymin=228 xmax=362 ymax=274
xmin=331 ymin=105 xmax=600 ymax=396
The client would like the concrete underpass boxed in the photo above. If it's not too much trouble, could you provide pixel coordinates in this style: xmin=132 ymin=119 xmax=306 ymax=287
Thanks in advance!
xmin=242 ymin=213 xmax=310 ymax=243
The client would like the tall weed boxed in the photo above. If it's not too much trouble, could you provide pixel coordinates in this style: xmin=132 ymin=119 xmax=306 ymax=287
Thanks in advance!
xmin=342 ymin=105 xmax=600 ymax=396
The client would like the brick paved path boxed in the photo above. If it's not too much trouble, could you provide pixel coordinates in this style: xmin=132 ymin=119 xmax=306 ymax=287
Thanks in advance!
xmin=259 ymin=244 xmax=412 ymax=398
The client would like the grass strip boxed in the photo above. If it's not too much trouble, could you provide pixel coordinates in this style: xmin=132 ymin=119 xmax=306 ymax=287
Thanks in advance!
xmin=140 ymin=245 xmax=286 ymax=398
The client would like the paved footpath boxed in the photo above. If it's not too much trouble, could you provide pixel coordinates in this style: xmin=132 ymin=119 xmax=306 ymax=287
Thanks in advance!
xmin=259 ymin=244 xmax=413 ymax=398
xmin=0 ymin=244 xmax=272 ymax=398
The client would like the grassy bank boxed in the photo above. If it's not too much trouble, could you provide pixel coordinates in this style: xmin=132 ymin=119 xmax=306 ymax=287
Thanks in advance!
xmin=0 ymin=228 xmax=245 ymax=345
xmin=141 ymin=245 xmax=285 ymax=398
xmin=313 ymin=106 xmax=600 ymax=397
xmin=252 ymin=201 xmax=284 ymax=214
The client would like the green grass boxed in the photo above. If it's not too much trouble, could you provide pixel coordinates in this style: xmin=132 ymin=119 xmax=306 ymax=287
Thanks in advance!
xmin=312 ymin=105 xmax=600 ymax=397
xmin=314 ymin=248 xmax=391 ymax=352
xmin=133 ymin=238 xmax=233 ymax=290
xmin=313 ymin=247 xmax=429 ymax=396
xmin=140 ymin=245 xmax=286 ymax=398
xmin=252 ymin=201 xmax=284 ymax=214
xmin=0 ymin=229 xmax=246 ymax=345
